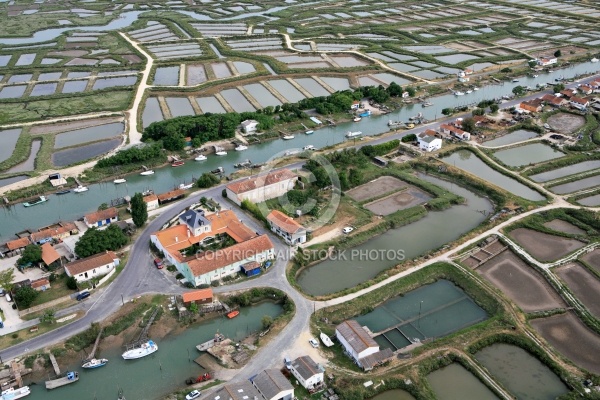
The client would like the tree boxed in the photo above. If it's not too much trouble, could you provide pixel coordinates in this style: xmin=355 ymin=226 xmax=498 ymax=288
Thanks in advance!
xmin=490 ymin=104 xmax=499 ymax=114
xmin=500 ymin=67 xmax=512 ymax=73
xmin=553 ymin=83 xmax=565 ymax=93
xmin=130 ymin=192 xmax=148 ymax=228
xmin=75 ymin=225 xmax=128 ymax=258
xmin=66 ymin=276 xmax=78 ymax=290
xmin=98 ymin=203 xmax=109 ymax=211
xmin=196 ymin=173 xmax=220 ymax=188
xmin=472 ymin=108 xmax=485 ymax=116
xmin=41 ymin=309 xmax=57 ymax=324
xmin=17 ymin=245 xmax=42 ymax=267
xmin=554 ymin=49 xmax=561 ymax=58
xmin=405 ymin=87 xmax=416 ymax=97
xmin=261 ymin=315 xmax=273 ymax=330
xmin=512 ymin=85 xmax=525 ymax=96
xmin=528 ymin=60 xmax=538 ymax=68
xmin=14 ymin=286 xmax=39 ymax=309
xmin=189 ymin=302 xmax=198 ymax=314
xmin=349 ymin=168 xmax=362 ymax=187
xmin=0 ymin=269 xmax=15 ymax=292
xmin=461 ymin=118 xmax=476 ymax=134
xmin=442 ymin=108 xmax=454 ymax=116
xmin=402 ymin=133 xmax=417 ymax=143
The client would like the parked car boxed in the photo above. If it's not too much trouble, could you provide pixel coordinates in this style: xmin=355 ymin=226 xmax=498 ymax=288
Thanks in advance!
xmin=76 ymin=291 xmax=90 ymax=301
xmin=154 ymin=258 xmax=164 ymax=269
xmin=186 ymin=390 xmax=201 ymax=400
xmin=284 ymin=357 xmax=292 ymax=370
xmin=4 ymin=293 xmax=11 ymax=303
xmin=309 ymin=338 xmax=319 ymax=348
xmin=342 ymin=227 xmax=354 ymax=234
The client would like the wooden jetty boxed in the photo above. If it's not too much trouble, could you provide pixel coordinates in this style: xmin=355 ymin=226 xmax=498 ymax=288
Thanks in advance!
xmin=84 ymin=327 xmax=104 ymax=362
xmin=196 ymin=332 xmax=225 ymax=352
xmin=45 ymin=371 xmax=79 ymax=390
xmin=125 ymin=307 xmax=159 ymax=350
xmin=48 ymin=353 xmax=60 ymax=376
xmin=11 ymin=361 xmax=23 ymax=389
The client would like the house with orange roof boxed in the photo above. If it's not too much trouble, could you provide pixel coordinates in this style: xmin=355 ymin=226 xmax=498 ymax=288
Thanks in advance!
xmin=182 ymin=288 xmax=213 ymax=305
xmin=31 ymin=278 xmax=51 ymax=292
xmin=157 ymin=189 xmax=185 ymax=205
xmin=84 ymin=207 xmax=118 ymax=228
xmin=143 ymin=194 xmax=159 ymax=211
xmin=518 ymin=99 xmax=543 ymax=113
xmin=65 ymin=251 xmax=119 ymax=282
xmin=267 ymin=210 xmax=306 ymax=245
xmin=5 ymin=237 xmax=31 ymax=254
xmin=440 ymin=124 xmax=470 ymax=140
xmin=542 ymin=93 xmax=567 ymax=107
xmin=570 ymin=96 xmax=589 ymax=111
xmin=41 ymin=242 xmax=61 ymax=267
xmin=30 ymin=222 xmax=78 ymax=244
xmin=225 ymin=169 xmax=298 ymax=206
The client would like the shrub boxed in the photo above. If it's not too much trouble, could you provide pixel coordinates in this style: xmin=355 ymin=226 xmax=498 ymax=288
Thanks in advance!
xmin=66 ymin=276 xmax=78 ymax=290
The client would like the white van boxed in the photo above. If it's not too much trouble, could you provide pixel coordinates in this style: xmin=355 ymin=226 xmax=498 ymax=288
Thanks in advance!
xmin=5 ymin=293 xmax=12 ymax=302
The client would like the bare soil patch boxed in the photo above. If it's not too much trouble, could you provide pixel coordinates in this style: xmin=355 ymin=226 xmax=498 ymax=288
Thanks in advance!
xmin=509 ymin=228 xmax=585 ymax=262
xmin=547 ymin=113 xmax=585 ymax=134
xmin=555 ymin=262 xmax=600 ymax=318
xmin=364 ymin=187 xmax=431 ymax=216
xmin=580 ymin=249 xmax=600 ymax=274
xmin=531 ymin=312 xmax=600 ymax=374
xmin=346 ymin=175 xmax=407 ymax=202
xmin=478 ymin=250 xmax=564 ymax=312
xmin=543 ymin=219 xmax=585 ymax=235
xmin=29 ymin=116 xmax=123 ymax=135
xmin=123 ymin=54 xmax=142 ymax=64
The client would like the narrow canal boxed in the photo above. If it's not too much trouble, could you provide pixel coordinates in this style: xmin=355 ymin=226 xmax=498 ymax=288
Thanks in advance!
xmin=0 ymin=61 xmax=597 ymax=240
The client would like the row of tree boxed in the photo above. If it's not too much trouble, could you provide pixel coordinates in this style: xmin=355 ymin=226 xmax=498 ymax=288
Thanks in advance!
xmin=96 ymin=142 xmax=163 ymax=169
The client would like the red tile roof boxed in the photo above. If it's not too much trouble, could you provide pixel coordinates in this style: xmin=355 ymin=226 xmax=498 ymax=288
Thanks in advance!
xmin=30 ymin=222 xmax=78 ymax=243
xmin=41 ymin=243 xmax=60 ymax=266
xmin=267 ymin=210 xmax=305 ymax=234
xmin=6 ymin=237 xmax=30 ymax=251
xmin=182 ymin=288 xmax=213 ymax=303
xmin=226 ymin=169 xmax=297 ymax=195
xmin=31 ymin=278 xmax=50 ymax=289
xmin=157 ymin=189 xmax=185 ymax=202
xmin=85 ymin=208 xmax=118 ymax=225
xmin=65 ymin=251 xmax=117 ymax=276
xmin=186 ymin=235 xmax=274 ymax=277
xmin=144 ymin=194 xmax=159 ymax=203
xmin=570 ymin=96 xmax=589 ymax=105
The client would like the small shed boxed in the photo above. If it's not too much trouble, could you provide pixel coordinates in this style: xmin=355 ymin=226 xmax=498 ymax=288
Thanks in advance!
xmin=241 ymin=261 xmax=261 ymax=277
xmin=182 ymin=288 xmax=213 ymax=305
xmin=373 ymin=156 xmax=388 ymax=167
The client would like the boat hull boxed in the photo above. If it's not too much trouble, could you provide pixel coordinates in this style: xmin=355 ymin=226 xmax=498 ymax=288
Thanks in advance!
xmin=82 ymin=358 xmax=108 ymax=369
xmin=114 ymin=179 xmax=126 ymax=184
xmin=122 ymin=341 xmax=158 ymax=360
xmin=1 ymin=386 xmax=31 ymax=399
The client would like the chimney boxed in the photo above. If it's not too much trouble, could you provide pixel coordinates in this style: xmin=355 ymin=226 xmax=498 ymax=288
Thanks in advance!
xmin=187 ymin=230 xmax=190 ymax=238
xmin=175 ymin=236 xmax=178 ymax=243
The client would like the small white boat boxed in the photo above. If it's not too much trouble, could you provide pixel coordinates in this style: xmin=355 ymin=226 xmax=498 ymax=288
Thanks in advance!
xmin=591 ymin=58 xmax=599 ymax=63
xmin=512 ymin=79 xmax=519 ymax=82
xmin=320 ymin=332 xmax=334 ymax=347
xmin=454 ymin=91 xmax=465 ymax=96
xmin=194 ymin=154 xmax=207 ymax=161
xmin=82 ymin=358 xmax=108 ymax=369
xmin=532 ymin=74 xmax=539 ymax=78
xmin=353 ymin=116 xmax=362 ymax=122
xmin=346 ymin=131 xmax=362 ymax=138
xmin=1 ymin=386 xmax=31 ymax=399
xmin=282 ymin=135 xmax=295 ymax=140
xmin=73 ymin=185 xmax=88 ymax=193
xmin=303 ymin=145 xmax=316 ymax=151
xmin=235 ymin=145 xmax=248 ymax=151
xmin=473 ymin=87 xmax=479 ymax=91
xmin=215 ymin=151 xmax=228 ymax=156
xmin=179 ymin=183 xmax=194 ymax=190
xmin=122 ymin=340 xmax=158 ymax=360
xmin=305 ymin=130 xmax=314 ymax=135
xmin=466 ymin=90 xmax=473 ymax=94
xmin=140 ymin=170 xmax=154 ymax=176
xmin=114 ymin=178 xmax=126 ymax=184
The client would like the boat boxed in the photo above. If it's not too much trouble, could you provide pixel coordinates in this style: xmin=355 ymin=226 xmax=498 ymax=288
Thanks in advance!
xmin=320 ymin=332 xmax=334 ymax=347
xmin=282 ymin=135 xmax=294 ymax=140
xmin=422 ymin=101 xmax=433 ymax=107
xmin=591 ymin=58 xmax=599 ymax=63
xmin=140 ymin=170 xmax=154 ymax=176
xmin=171 ymin=160 xmax=185 ymax=167
xmin=359 ymin=110 xmax=371 ymax=117
xmin=113 ymin=178 xmax=126 ymax=184
xmin=532 ymin=74 xmax=539 ymax=78
xmin=473 ymin=87 xmax=479 ymax=91
xmin=194 ymin=154 xmax=207 ymax=161
xmin=454 ymin=91 xmax=465 ymax=96
xmin=211 ymin=167 xmax=224 ymax=174
xmin=179 ymin=183 xmax=194 ymax=190
xmin=227 ymin=310 xmax=239 ymax=319
xmin=234 ymin=159 xmax=252 ymax=168
xmin=23 ymin=196 xmax=48 ymax=207
xmin=303 ymin=145 xmax=316 ymax=151
xmin=284 ymin=150 xmax=301 ymax=157
xmin=512 ymin=79 xmax=519 ymax=82
xmin=81 ymin=358 xmax=108 ymax=369
xmin=1 ymin=386 xmax=31 ymax=399
xmin=388 ymin=120 xmax=403 ymax=128
xmin=55 ymin=190 xmax=70 ymax=195
xmin=346 ymin=131 xmax=362 ymax=138
xmin=122 ymin=340 xmax=158 ymax=360
xmin=465 ymin=90 xmax=473 ymax=94
xmin=305 ymin=130 xmax=314 ymax=135
xmin=234 ymin=145 xmax=248 ymax=151
xmin=215 ymin=151 xmax=228 ymax=156
xmin=353 ymin=116 xmax=362 ymax=122
xmin=45 ymin=371 xmax=79 ymax=390
xmin=73 ymin=186 xmax=88 ymax=193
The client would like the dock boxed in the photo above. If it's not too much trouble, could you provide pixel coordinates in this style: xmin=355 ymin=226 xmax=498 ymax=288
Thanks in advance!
xmin=48 ymin=353 xmax=60 ymax=376
xmin=84 ymin=327 xmax=104 ymax=361
xmin=126 ymin=307 xmax=159 ymax=349
xmin=45 ymin=372 xmax=79 ymax=390
xmin=196 ymin=333 xmax=225 ymax=352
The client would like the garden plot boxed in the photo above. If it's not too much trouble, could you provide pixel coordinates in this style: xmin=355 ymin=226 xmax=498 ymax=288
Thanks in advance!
xmin=153 ymin=66 xmax=180 ymax=85
xmin=191 ymin=23 xmax=247 ymax=37
xmin=7 ymin=74 xmax=32 ymax=84
xmin=549 ymin=175 xmax=600 ymax=195
xmin=54 ymin=122 xmax=124 ymax=149
xmin=165 ymin=97 xmax=195 ymax=118
xmin=529 ymin=160 xmax=600 ymax=183
xmin=509 ymin=228 xmax=585 ymax=262
xmin=547 ymin=112 xmax=585 ymax=134
xmin=556 ymin=263 xmax=600 ymax=318
xmin=477 ymin=250 xmax=564 ymax=312
xmin=142 ymin=97 xmax=164 ymax=128
xmin=531 ymin=312 xmax=600 ymax=374
xmin=129 ymin=22 xmax=179 ymax=42
xmin=380 ymin=51 xmax=417 ymax=61
xmin=346 ymin=175 xmax=408 ymax=202
xmin=315 ymin=43 xmax=361 ymax=51
xmin=543 ymin=219 xmax=585 ymax=235
xmin=146 ymin=43 xmax=202 ymax=60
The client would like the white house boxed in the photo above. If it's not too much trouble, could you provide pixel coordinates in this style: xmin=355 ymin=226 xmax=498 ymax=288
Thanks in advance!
xmin=241 ymin=119 xmax=259 ymax=134
xmin=65 ymin=251 xmax=119 ymax=282
xmin=225 ymin=169 xmax=298 ymax=206
xmin=84 ymin=207 xmax=119 ymax=228
xmin=570 ymin=96 xmax=589 ymax=110
xmin=251 ymin=369 xmax=294 ymax=400
xmin=336 ymin=320 xmax=379 ymax=366
xmin=267 ymin=210 xmax=307 ymax=245
xmin=537 ymin=56 xmax=557 ymax=66
xmin=144 ymin=194 xmax=159 ymax=211
xmin=290 ymin=356 xmax=324 ymax=391
xmin=440 ymin=123 xmax=470 ymax=140
xmin=417 ymin=130 xmax=442 ymax=152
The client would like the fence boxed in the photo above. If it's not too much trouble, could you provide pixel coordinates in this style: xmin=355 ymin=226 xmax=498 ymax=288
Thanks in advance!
xmin=19 ymin=294 xmax=73 ymax=317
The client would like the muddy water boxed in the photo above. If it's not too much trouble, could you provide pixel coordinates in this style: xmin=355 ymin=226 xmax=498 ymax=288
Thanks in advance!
xmin=578 ymin=193 xmax=600 ymax=206
xmin=26 ymin=302 xmax=283 ymax=400
xmin=52 ymin=139 xmax=121 ymax=167
xmin=442 ymin=150 xmax=545 ymax=201
xmin=296 ymin=174 xmax=493 ymax=296
xmin=550 ymin=174 xmax=600 ymax=194
xmin=483 ymin=130 xmax=539 ymax=147
xmin=195 ymin=96 xmax=226 ymax=114
xmin=493 ymin=143 xmax=564 ymax=167
xmin=0 ymin=128 xmax=22 ymax=163
xmin=293 ymin=77 xmax=330 ymax=97
xmin=54 ymin=122 xmax=124 ymax=148
xmin=370 ymin=389 xmax=416 ymax=400
xmin=474 ymin=343 xmax=568 ymax=399
xmin=142 ymin=97 xmax=164 ymax=128
xmin=428 ymin=363 xmax=499 ymax=400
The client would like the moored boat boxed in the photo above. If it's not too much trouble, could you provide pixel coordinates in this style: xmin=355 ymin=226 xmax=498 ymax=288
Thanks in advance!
xmin=359 ymin=110 xmax=371 ymax=117
xmin=353 ymin=116 xmax=361 ymax=122
xmin=211 ymin=167 xmax=224 ymax=174
xmin=303 ymin=145 xmax=316 ymax=151
xmin=473 ymin=87 xmax=479 ymax=91
xmin=23 ymin=196 xmax=48 ymax=207
xmin=122 ymin=340 xmax=158 ymax=360
xmin=466 ymin=90 xmax=473 ymax=94
xmin=179 ymin=183 xmax=194 ymax=190
xmin=282 ymin=135 xmax=294 ymax=140
xmin=346 ymin=131 xmax=362 ymax=138
xmin=305 ymin=130 xmax=314 ymax=135
xmin=73 ymin=185 xmax=88 ymax=193
xmin=194 ymin=154 xmax=207 ymax=161
xmin=227 ymin=310 xmax=239 ymax=319
xmin=591 ymin=58 xmax=599 ymax=63
xmin=454 ymin=91 xmax=465 ymax=96
xmin=81 ymin=358 xmax=108 ymax=369
xmin=320 ymin=332 xmax=334 ymax=347
xmin=234 ymin=145 xmax=248 ymax=151
xmin=215 ymin=151 xmax=228 ymax=156
xmin=1 ymin=386 xmax=31 ymax=399
xmin=171 ymin=160 xmax=185 ymax=167
xmin=56 ymin=190 xmax=70 ymax=195
xmin=113 ymin=178 xmax=126 ymax=184
xmin=45 ymin=371 xmax=79 ymax=390
xmin=140 ymin=170 xmax=154 ymax=176
xmin=422 ymin=101 xmax=433 ymax=107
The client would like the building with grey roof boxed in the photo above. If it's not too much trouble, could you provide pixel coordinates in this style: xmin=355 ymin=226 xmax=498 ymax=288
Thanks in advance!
xmin=251 ymin=369 xmax=293 ymax=400
xmin=290 ymin=355 xmax=324 ymax=391
xmin=179 ymin=209 xmax=211 ymax=236
xmin=209 ymin=380 xmax=260 ymax=400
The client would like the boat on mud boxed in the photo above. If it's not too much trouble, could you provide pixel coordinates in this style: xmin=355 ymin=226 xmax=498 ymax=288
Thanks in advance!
xmin=171 ymin=160 xmax=185 ymax=167
xmin=56 ymin=189 xmax=70 ymax=195
xmin=211 ymin=167 xmax=224 ymax=175
xmin=122 ymin=340 xmax=158 ymax=360
xmin=23 ymin=196 xmax=48 ymax=207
